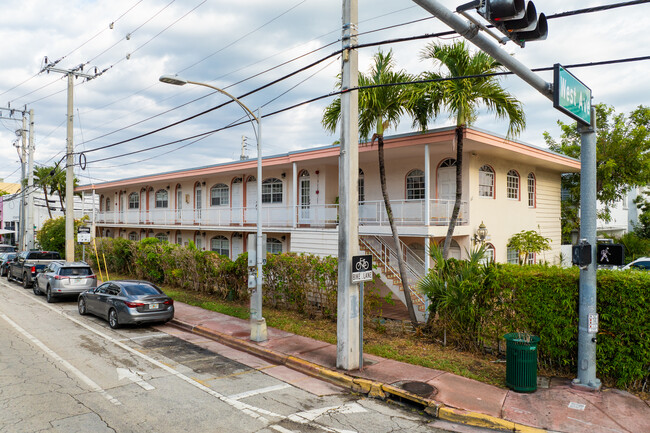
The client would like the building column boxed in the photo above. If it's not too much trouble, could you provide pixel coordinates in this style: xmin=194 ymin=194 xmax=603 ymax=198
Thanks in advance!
xmin=292 ymin=162 xmax=298 ymax=228
xmin=424 ymin=143 xmax=430 ymax=227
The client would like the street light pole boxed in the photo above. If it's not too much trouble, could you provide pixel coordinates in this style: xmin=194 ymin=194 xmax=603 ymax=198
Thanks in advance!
xmin=159 ymin=75 xmax=267 ymax=342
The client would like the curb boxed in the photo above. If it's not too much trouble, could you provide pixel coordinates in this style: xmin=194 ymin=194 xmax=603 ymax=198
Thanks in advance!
xmin=169 ymin=318 xmax=546 ymax=432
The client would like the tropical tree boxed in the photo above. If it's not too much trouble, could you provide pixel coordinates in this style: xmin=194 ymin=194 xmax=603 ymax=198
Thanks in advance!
xmin=322 ymin=49 xmax=425 ymax=327
xmin=507 ymin=229 xmax=551 ymax=265
xmin=418 ymin=41 xmax=526 ymax=259
xmin=33 ymin=165 xmax=56 ymax=218
xmin=544 ymin=104 xmax=650 ymax=242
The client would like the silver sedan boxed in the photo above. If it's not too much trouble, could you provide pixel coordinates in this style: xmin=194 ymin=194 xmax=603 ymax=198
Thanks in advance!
xmin=78 ymin=280 xmax=174 ymax=329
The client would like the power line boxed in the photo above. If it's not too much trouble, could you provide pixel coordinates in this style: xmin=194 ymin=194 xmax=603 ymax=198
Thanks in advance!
xmin=79 ymin=53 xmax=650 ymax=167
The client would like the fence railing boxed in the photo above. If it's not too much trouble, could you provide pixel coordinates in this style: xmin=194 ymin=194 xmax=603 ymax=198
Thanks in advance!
xmin=93 ymin=199 xmax=468 ymax=228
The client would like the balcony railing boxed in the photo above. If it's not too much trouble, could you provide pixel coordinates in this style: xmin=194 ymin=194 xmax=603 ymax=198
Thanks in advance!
xmin=93 ymin=199 xmax=468 ymax=228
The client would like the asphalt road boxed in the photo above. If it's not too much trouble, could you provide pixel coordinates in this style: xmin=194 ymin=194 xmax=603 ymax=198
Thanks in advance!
xmin=0 ymin=277 xmax=491 ymax=433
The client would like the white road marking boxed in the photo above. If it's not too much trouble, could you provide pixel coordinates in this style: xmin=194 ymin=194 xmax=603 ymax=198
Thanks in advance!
xmin=228 ymin=383 xmax=292 ymax=401
xmin=116 ymin=367 xmax=155 ymax=390
xmin=118 ymin=332 xmax=169 ymax=342
xmin=0 ymin=313 xmax=122 ymax=406
xmin=4 ymin=283 xmax=361 ymax=432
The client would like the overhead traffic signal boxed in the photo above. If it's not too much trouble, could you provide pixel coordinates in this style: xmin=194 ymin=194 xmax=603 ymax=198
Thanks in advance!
xmin=457 ymin=0 xmax=548 ymax=47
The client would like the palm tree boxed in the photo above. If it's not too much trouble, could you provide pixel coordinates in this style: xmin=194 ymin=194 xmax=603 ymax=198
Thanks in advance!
xmin=322 ymin=49 xmax=426 ymax=327
xmin=419 ymin=41 xmax=525 ymax=259
xmin=33 ymin=165 xmax=55 ymax=218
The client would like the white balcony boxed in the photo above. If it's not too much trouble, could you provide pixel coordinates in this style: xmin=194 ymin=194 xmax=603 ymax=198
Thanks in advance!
xmin=93 ymin=199 xmax=468 ymax=229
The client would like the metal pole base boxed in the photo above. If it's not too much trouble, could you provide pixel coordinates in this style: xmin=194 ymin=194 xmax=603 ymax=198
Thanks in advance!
xmin=250 ymin=318 xmax=268 ymax=342
xmin=571 ymin=378 xmax=602 ymax=392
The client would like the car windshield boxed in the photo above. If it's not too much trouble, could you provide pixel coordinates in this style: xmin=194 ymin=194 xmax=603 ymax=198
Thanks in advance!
xmin=30 ymin=252 xmax=61 ymax=260
xmin=60 ymin=267 xmax=93 ymax=276
xmin=122 ymin=283 xmax=162 ymax=296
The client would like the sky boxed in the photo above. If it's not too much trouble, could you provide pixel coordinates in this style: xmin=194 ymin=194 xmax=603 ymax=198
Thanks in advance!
xmin=0 ymin=0 xmax=648 ymax=187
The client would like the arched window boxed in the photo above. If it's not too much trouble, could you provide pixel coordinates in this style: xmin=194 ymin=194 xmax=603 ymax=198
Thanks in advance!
xmin=440 ymin=158 xmax=456 ymax=168
xmin=437 ymin=239 xmax=461 ymax=260
xmin=527 ymin=173 xmax=536 ymax=207
xmin=266 ymin=237 xmax=282 ymax=254
xmin=106 ymin=197 xmax=111 ymax=211
xmin=155 ymin=189 xmax=169 ymax=208
xmin=210 ymin=183 xmax=229 ymax=206
xmin=406 ymin=169 xmax=425 ymax=200
xmin=481 ymin=243 xmax=495 ymax=264
xmin=506 ymin=170 xmax=519 ymax=200
xmin=262 ymin=178 xmax=283 ymax=203
xmin=100 ymin=195 xmax=104 ymax=212
xmin=478 ymin=165 xmax=495 ymax=198
xmin=155 ymin=233 xmax=168 ymax=242
xmin=128 ymin=192 xmax=139 ymax=209
xmin=211 ymin=236 xmax=229 ymax=257
xmin=128 ymin=231 xmax=138 ymax=241
xmin=358 ymin=169 xmax=365 ymax=202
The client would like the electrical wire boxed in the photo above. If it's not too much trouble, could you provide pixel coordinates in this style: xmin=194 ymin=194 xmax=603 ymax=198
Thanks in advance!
xmin=79 ymin=53 xmax=650 ymax=167
xmin=177 ymin=0 xmax=308 ymax=74
xmin=86 ymin=0 xmax=177 ymax=65
xmin=1 ymin=1 xmax=144 ymax=101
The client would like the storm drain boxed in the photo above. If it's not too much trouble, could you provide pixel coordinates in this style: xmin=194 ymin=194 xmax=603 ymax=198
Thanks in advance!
xmin=401 ymin=381 xmax=436 ymax=397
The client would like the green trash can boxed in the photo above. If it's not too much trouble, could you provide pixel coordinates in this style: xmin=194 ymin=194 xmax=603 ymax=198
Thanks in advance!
xmin=504 ymin=333 xmax=540 ymax=393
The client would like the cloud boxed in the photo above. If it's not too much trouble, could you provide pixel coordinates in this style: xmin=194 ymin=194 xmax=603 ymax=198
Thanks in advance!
xmin=0 ymin=0 xmax=648 ymax=184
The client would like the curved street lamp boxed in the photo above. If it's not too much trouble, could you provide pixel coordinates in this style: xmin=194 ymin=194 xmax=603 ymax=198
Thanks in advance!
xmin=159 ymin=75 xmax=267 ymax=342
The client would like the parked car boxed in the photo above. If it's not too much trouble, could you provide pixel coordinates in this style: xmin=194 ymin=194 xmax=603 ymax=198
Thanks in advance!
xmin=622 ymin=257 xmax=650 ymax=270
xmin=34 ymin=261 xmax=97 ymax=303
xmin=0 ymin=252 xmax=17 ymax=276
xmin=0 ymin=244 xmax=17 ymax=253
xmin=78 ymin=280 xmax=174 ymax=329
xmin=7 ymin=250 xmax=62 ymax=288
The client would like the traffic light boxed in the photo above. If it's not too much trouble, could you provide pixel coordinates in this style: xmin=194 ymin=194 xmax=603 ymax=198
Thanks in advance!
xmin=458 ymin=0 xmax=548 ymax=47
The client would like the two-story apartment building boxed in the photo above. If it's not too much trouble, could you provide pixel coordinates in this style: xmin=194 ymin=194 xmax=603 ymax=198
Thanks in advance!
xmin=77 ymin=127 xmax=579 ymax=319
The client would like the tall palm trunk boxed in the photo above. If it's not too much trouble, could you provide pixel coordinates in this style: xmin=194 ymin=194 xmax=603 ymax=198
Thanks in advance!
xmin=42 ymin=186 xmax=52 ymax=218
xmin=443 ymin=125 xmax=464 ymax=259
xmin=377 ymin=134 xmax=418 ymax=327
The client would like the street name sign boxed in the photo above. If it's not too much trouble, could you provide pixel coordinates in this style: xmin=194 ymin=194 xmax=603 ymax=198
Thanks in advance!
xmin=553 ymin=64 xmax=592 ymax=126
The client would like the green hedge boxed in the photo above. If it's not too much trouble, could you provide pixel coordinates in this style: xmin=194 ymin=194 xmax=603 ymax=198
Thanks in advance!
xmin=472 ymin=264 xmax=649 ymax=389
xmin=88 ymin=238 xmax=338 ymax=319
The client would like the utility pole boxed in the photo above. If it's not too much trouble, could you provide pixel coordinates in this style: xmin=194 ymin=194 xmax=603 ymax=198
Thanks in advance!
xmin=42 ymin=63 xmax=97 ymax=261
xmin=20 ymin=114 xmax=27 ymax=251
xmin=412 ymin=0 xmax=601 ymax=390
xmin=0 ymin=105 xmax=28 ymax=249
xmin=27 ymin=109 xmax=35 ymax=250
xmin=337 ymin=0 xmax=360 ymax=371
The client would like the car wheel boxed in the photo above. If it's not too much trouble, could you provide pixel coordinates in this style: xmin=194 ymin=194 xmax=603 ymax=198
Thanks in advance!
xmin=33 ymin=280 xmax=42 ymax=296
xmin=78 ymin=298 xmax=87 ymax=316
xmin=22 ymin=273 xmax=31 ymax=289
xmin=108 ymin=309 xmax=120 ymax=329
xmin=46 ymin=286 xmax=55 ymax=303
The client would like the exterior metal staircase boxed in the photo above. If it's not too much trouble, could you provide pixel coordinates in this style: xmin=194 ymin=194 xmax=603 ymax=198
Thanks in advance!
xmin=359 ymin=235 xmax=429 ymax=323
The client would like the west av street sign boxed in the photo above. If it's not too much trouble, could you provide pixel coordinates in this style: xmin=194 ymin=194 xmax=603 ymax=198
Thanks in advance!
xmin=553 ymin=64 xmax=592 ymax=126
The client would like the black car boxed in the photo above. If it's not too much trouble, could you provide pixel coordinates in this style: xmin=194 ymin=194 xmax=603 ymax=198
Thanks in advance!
xmin=0 ymin=252 xmax=17 ymax=277
xmin=78 ymin=280 xmax=174 ymax=329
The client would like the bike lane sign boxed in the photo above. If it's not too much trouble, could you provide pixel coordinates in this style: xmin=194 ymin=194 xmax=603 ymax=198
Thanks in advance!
xmin=351 ymin=255 xmax=373 ymax=283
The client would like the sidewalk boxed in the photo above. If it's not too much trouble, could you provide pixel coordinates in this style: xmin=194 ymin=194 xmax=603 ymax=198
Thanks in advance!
xmin=167 ymin=301 xmax=649 ymax=433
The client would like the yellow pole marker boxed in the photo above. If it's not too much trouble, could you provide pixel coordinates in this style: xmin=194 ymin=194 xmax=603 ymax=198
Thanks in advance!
xmin=92 ymin=238 xmax=104 ymax=282
xmin=102 ymin=253 xmax=110 ymax=281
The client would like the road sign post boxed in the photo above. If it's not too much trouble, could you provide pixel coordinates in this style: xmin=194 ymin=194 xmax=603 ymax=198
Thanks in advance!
xmin=351 ymin=254 xmax=372 ymax=370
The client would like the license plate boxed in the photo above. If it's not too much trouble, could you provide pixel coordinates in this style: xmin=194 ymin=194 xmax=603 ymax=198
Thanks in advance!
xmin=149 ymin=303 xmax=159 ymax=310
xmin=72 ymin=278 xmax=84 ymax=284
